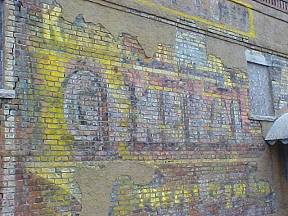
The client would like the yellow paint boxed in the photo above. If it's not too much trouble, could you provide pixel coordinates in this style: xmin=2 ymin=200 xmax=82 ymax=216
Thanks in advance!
xmin=207 ymin=55 xmax=235 ymax=88
xmin=25 ymin=3 xmax=266 ymax=214
xmin=42 ymin=7 xmax=63 ymax=41
xmin=118 ymin=142 xmax=139 ymax=160
xmin=27 ymin=48 xmax=76 ymax=215
xmin=135 ymin=0 xmax=255 ymax=38
xmin=224 ymin=184 xmax=233 ymax=208
xmin=257 ymin=181 xmax=271 ymax=194
xmin=234 ymin=183 xmax=246 ymax=198
xmin=114 ymin=180 xmax=271 ymax=213
xmin=174 ymin=186 xmax=191 ymax=204
xmin=161 ymin=189 xmax=171 ymax=207
xmin=29 ymin=5 xmax=132 ymax=199
xmin=208 ymin=183 xmax=220 ymax=199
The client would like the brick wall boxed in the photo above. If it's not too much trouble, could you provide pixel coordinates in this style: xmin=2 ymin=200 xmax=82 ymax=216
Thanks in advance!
xmin=0 ymin=0 xmax=288 ymax=215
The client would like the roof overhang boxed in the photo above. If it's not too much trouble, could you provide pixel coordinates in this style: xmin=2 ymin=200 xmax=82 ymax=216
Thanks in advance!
xmin=265 ymin=113 xmax=288 ymax=145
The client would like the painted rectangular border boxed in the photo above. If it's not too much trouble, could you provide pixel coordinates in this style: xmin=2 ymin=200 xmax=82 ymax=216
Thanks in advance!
xmin=135 ymin=0 xmax=255 ymax=38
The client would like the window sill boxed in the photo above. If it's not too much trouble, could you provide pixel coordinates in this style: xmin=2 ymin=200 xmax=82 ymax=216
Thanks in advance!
xmin=0 ymin=89 xmax=15 ymax=99
xmin=249 ymin=114 xmax=276 ymax=122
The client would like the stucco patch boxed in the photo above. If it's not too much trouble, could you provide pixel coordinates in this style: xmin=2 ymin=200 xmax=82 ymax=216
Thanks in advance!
xmin=75 ymin=161 xmax=155 ymax=216
xmin=56 ymin=0 xmax=176 ymax=57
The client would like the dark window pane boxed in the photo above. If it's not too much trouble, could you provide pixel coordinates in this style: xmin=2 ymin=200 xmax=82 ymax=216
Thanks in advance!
xmin=248 ymin=62 xmax=274 ymax=117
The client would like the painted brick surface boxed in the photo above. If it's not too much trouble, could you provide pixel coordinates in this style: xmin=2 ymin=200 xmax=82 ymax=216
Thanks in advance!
xmin=0 ymin=0 xmax=288 ymax=215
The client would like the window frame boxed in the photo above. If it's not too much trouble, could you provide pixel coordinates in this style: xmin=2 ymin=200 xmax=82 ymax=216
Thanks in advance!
xmin=246 ymin=51 xmax=276 ymax=122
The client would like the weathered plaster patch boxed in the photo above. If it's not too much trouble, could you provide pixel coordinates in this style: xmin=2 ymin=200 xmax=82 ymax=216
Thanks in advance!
xmin=75 ymin=161 xmax=155 ymax=216
xmin=56 ymin=0 xmax=176 ymax=57
xmin=206 ymin=37 xmax=246 ymax=70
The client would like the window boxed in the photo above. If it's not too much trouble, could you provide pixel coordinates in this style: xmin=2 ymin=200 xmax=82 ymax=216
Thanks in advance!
xmin=0 ymin=0 xmax=3 ymax=88
xmin=247 ymin=62 xmax=274 ymax=119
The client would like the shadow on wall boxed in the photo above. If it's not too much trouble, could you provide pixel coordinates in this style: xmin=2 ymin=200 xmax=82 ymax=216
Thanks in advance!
xmin=269 ymin=143 xmax=288 ymax=214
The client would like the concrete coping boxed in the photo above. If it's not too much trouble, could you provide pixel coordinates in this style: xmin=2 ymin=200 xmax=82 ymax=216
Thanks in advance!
xmin=0 ymin=89 xmax=15 ymax=99
xmin=245 ymin=50 xmax=272 ymax=66
xmin=249 ymin=114 xmax=276 ymax=122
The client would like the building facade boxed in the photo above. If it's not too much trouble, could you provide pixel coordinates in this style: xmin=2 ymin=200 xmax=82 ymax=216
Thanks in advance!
xmin=0 ymin=0 xmax=288 ymax=215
